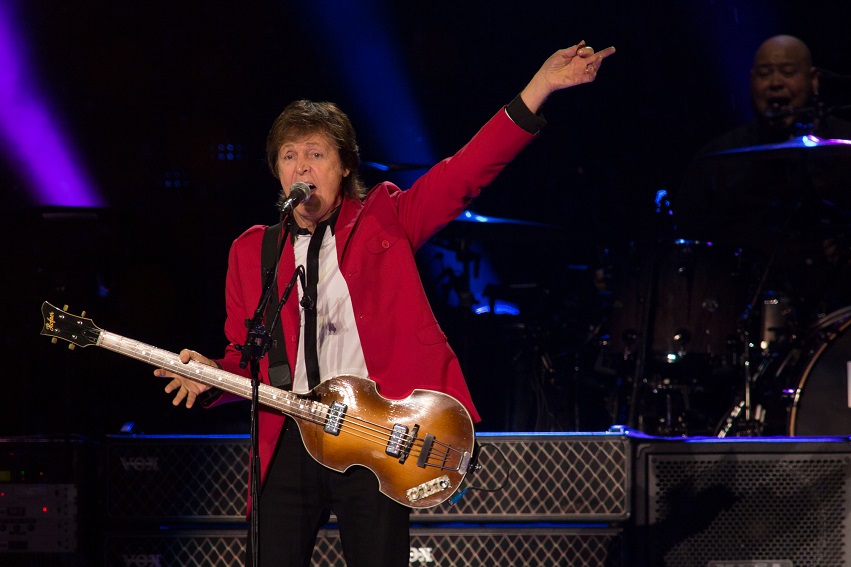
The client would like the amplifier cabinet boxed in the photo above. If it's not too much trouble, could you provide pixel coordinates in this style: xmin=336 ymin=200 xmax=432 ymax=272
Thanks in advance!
xmin=0 ymin=436 xmax=98 ymax=565
xmin=413 ymin=432 xmax=631 ymax=522
xmin=103 ymin=434 xmax=249 ymax=523
xmin=105 ymin=432 xmax=632 ymax=523
xmin=104 ymin=525 xmax=624 ymax=567
xmin=0 ymin=484 xmax=77 ymax=554
xmin=633 ymin=437 xmax=851 ymax=567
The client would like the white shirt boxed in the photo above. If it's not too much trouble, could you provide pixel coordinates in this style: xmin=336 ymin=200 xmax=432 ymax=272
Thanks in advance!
xmin=291 ymin=227 xmax=368 ymax=393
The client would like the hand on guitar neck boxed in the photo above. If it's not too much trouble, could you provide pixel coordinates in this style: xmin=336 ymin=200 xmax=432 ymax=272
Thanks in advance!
xmin=153 ymin=349 xmax=216 ymax=408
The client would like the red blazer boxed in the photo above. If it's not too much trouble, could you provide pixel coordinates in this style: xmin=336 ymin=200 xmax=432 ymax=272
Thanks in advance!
xmin=215 ymin=105 xmax=537 ymax=489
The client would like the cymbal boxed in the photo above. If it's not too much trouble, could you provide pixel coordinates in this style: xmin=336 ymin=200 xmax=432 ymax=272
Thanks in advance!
xmin=452 ymin=210 xmax=559 ymax=228
xmin=707 ymin=135 xmax=851 ymax=160
xmin=361 ymin=161 xmax=432 ymax=172
xmin=435 ymin=210 xmax=564 ymax=241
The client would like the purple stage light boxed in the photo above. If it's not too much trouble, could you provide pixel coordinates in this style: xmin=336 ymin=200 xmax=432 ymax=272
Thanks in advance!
xmin=0 ymin=2 xmax=103 ymax=207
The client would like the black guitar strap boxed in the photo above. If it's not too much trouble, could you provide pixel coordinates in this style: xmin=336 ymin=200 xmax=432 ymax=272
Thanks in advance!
xmin=261 ymin=223 xmax=292 ymax=390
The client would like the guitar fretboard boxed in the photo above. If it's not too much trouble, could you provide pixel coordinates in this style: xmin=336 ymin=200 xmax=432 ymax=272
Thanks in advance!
xmin=98 ymin=331 xmax=330 ymax=424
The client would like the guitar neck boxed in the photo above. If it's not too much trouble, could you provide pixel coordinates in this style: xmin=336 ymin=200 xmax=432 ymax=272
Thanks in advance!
xmin=98 ymin=331 xmax=325 ymax=420
xmin=40 ymin=300 xmax=476 ymax=509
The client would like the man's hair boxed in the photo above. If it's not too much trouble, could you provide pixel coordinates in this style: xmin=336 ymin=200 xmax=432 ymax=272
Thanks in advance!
xmin=266 ymin=99 xmax=368 ymax=200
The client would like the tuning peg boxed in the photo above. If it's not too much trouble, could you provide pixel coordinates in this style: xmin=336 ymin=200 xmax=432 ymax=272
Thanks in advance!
xmin=63 ymin=304 xmax=69 ymax=310
xmin=51 ymin=338 xmax=58 ymax=344
xmin=68 ymin=344 xmax=76 ymax=350
xmin=81 ymin=311 xmax=86 ymax=317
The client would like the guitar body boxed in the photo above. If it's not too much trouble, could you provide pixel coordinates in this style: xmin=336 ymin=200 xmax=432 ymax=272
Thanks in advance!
xmin=39 ymin=301 xmax=476 ymax=508
xmin=295 ymin=376 xmax=475 ymax=508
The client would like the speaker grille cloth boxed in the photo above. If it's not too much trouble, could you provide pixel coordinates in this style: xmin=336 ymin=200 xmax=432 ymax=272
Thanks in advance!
xmin=105 ymin=434 xmax=630 ymax=522
xmin=414 ymin=434 xmax=630 ymax=521
xmin=104 ymin=528 xmax=623 ymax=566
xmin=105 ymin=437 xmax=249 ymax=521
xmin=649 ymin=453 xmax=850 ymax=566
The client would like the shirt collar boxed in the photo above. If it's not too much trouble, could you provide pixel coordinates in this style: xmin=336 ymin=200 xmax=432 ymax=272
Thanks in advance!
xmin=287 ymin=205 xmax=341 ymax=242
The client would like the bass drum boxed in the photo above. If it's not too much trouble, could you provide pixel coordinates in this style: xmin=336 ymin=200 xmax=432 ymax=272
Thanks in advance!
xmin=766 ymin=306 xmax=851 ymax=436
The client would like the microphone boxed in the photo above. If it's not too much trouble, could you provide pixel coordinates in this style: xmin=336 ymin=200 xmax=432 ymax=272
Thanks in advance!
xmin=764 ymin=102 xmax=822 ymax=121
xmin=764 ymin=104 xmax=796 ymax=120
xmin=280 ymin=182 xmax=314 ymax=214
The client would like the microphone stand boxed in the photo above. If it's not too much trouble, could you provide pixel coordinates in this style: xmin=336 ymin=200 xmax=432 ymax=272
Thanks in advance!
xmin=236 ymin=213 xmax=301 ymax=567
xmin=627 ymin=191 xmax=674 ymax=433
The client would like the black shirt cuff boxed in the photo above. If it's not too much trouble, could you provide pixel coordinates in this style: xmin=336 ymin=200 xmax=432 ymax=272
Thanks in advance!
xmin=197 ymin=360 xmax=225 ymax=408
xmin=197 ymin=387 xmax=223 ymax=408
xmin=505 ymin=94 xmax=547 ymax=134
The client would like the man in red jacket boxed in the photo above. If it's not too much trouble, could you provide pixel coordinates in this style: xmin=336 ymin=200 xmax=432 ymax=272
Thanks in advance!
xmin=155 ymin=40 xmax=615 ymax=566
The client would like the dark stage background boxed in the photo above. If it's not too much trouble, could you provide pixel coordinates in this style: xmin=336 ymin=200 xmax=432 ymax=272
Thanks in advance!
xmin=2 ymin=1 xmax=851 ymax=438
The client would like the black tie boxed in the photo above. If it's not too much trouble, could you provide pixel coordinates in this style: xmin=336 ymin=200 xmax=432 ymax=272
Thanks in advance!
xmin=303 ymin=222 xmax=327 ymax=390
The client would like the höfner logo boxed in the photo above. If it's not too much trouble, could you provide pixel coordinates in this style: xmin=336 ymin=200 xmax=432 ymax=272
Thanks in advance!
xmin=119 ymin=456 xmax=160 ymax=471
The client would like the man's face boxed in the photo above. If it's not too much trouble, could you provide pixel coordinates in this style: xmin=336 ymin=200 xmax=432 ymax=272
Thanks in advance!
xmin=750 ymin=37 xmax=818 ymax=128
xmin=276 ymin=132 xmax=349 ymax=229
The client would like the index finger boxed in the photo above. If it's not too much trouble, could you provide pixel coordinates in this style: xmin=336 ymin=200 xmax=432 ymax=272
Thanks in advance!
xmin=595 ymin=46 xmax=617 ymax=61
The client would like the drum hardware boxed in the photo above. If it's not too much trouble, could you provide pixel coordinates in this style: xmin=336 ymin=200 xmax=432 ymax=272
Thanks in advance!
xmin=623 ymin=192 xmax=681 ymax=433
xmin=623 ymin=240 xmax=659 ymax=434
xmin=646 ymin=379 xmax=690 ymax=436
xmin=620 ymin=329 xmax=639 ymax=357
xmin=694 ymin=122 xmax=851 ymax=438
xmin=716 ymin=398 xmax=767 ymax=438
xmin=716 ymin=289 xmax=795 ymax=437
xmin=423 ymin=214 xmax=570 ymax=433
xmin=671 ymin=327 xmax=690 ymax=358
xmin=596 ymin=186 xmax=839 ymax=436
xmin=712 ymin=126 xmax=851 ymax=436
xmin=759 ymin=291 xmax=794 ymax=352
xmin=732 ymin=184 xmax=807 ymax=432
xmin=726 ymin=309 xmax=777 ymax=436
xmin=714 ymin=340 xmax=786 ymax=438
xmin=716 ymin=306 xmax=851 ymax=437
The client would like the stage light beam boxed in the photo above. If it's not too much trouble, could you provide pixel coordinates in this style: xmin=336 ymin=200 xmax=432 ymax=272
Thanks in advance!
xmin=0 ymin=2 xmax=102 ymax=207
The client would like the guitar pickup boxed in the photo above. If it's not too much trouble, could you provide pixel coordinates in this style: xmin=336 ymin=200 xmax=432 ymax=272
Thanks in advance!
xmin=323 ymin=401 xmax=347 ymax=435
xmin=387 ymin=424 xmax=419 ymax=464
xmin=385 ymin=424 xmax=408 ymax=458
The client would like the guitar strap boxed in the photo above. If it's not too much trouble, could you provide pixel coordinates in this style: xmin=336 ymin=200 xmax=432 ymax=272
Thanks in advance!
xmin=262 ymin=223 xmax=293 ymax=390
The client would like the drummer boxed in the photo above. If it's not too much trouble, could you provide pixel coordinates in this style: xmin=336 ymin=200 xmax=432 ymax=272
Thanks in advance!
xmin=675 ymin=34 xmax=851 ymax=326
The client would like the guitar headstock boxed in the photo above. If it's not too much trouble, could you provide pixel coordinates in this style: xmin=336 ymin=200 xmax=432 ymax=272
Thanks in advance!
xmin=40 ymin=301 xmax=102 ymax=349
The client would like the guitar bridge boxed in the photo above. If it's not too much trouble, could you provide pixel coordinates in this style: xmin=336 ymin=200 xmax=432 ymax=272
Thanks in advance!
xmin=416 ymin=433 xmax=435 ymax=468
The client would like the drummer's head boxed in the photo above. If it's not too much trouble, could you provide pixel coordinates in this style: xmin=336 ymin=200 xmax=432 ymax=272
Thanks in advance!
xmin=750 ymin=35 xmax=819 ymax=130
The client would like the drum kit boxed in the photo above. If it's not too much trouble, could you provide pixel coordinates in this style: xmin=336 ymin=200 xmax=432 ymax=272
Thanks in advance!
xmin=397 ymin=128 xmax=851 ymax=437
xmin=598 ymin=134 xmax=851 ymax=438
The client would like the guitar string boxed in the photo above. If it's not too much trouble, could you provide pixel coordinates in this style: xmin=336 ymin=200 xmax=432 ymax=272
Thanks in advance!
xmin=245 ymin=395 xmax=459 ymax=470
xmin=104 ymin=333 xmax=465 ymax=470
xmin=298 ymin=411 xmax=459 ymax=469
